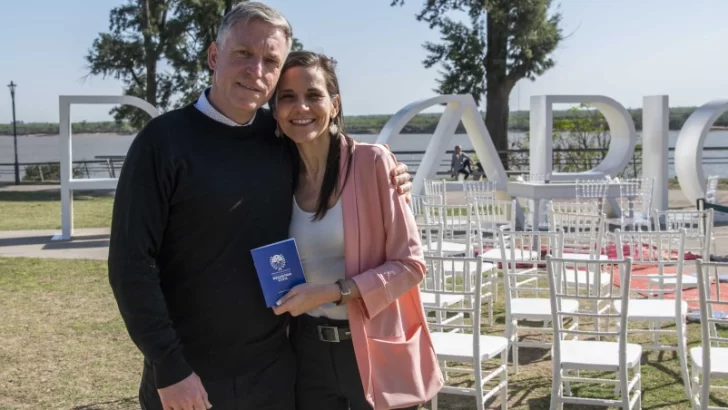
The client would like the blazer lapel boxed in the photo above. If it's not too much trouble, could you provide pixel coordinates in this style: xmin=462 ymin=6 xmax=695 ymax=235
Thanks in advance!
xmin=339 ymin=138 xmax=359 ymax=280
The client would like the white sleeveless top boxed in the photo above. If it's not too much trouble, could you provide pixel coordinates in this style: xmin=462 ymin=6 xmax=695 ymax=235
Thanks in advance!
xmin=289 ymin=196 xmax=348 ymax=320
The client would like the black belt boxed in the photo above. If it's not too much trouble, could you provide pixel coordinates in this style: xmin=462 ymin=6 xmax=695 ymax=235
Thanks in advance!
xmin=296 ymin=314 xmax=352 ymax=343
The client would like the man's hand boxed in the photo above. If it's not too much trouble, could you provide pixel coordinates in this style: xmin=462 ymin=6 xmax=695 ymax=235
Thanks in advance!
xmin=383 ymin=144 xmax=412 ymax=203
xmin=158 ymin=373 xmax=212 ymax=410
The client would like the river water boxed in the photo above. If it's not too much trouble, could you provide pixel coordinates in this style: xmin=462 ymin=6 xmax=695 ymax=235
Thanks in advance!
xmin=1 ymin=130 xmax=726 ymax=181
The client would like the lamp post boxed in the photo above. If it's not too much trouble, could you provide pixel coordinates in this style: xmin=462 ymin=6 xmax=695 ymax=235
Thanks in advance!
xmin=7 ymin=81 xmax=19 ymax=185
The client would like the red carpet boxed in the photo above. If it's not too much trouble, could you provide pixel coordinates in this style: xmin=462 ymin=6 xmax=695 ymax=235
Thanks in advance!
xmin=603 ymin=243 xmax=728 ymax=312
xmin=481 ymin=243 xmax=728 ymax=313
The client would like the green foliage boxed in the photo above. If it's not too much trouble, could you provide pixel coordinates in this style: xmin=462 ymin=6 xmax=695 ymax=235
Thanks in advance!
xmin=22 ymin=164 xmax=84 ymax=182
xmin=85 ymin=0 xmax=304 ymax=129
xmin=0 ymin=121 xmax=136 ymax=136
xmin=510 ymin=104 xmax=643 ymax=178
xmin=391 ymin=0 xmax=562 ymax=105
xmin=391 ymin=0 xmax=564 ymax=164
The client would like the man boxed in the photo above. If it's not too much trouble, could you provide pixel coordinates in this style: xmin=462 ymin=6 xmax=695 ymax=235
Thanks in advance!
xmin=107 ymin=3 xmax=411 ymax=410
xmin=450 ymin=145 xmax=473 ymax=180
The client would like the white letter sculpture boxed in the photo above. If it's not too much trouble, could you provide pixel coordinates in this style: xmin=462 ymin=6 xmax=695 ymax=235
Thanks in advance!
xmin=54 ymin=95 xmax=160 ymax=240
xmin=529 ymin=95 xmax=637 ymax=181
xmin=529 ymin=95 xmax=637 ymax=215
xmin=674 ymin=99 xmax=728 ymax=205
xmin=375 ymin=94 xmax=509 ymax=195
xmin=641 ymin=95 xmax=670 ymax=212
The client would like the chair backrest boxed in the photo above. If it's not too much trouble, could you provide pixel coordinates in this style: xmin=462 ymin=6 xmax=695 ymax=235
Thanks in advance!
xmin=422 ymin=255 xmax=485 ymax=352
xmin=499 ymin=230 xmax=564 ymax=302
xmin=410 ymin=194 xmax=443 ymax=221
xmin=547 ymin=255 xmax=633 ymax=342
xmin=694 ymin=259 xmax=728 ymax=408
xmin=618 ymin=177 xmax=654 ymax=218
xmin=549 ymin=200 xmax=601 ymax=215
xmin=549 ymin=205 xmax=606 ymax=258
xmin=463 ymin=180 xmax=496 ymax=195
xmin=575 ymin=179 xmax=609 ymax=213
xmin=424 ymin=179 xmax=447 ymax=203
xmin=471 ymin=197 xmax=517 ymax=233
xmin=652 ymin=209 xmax=713 ymax=256
xmin=614 ymin=229 xmax=686 ymax=302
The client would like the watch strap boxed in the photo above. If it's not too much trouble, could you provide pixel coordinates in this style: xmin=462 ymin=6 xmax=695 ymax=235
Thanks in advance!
xmin=335 ymin=278 xmax=351 ymax=306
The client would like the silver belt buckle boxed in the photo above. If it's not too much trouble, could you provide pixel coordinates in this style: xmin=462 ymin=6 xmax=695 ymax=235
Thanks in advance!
xmin=317 ymin=325 xmax=340 ymax=342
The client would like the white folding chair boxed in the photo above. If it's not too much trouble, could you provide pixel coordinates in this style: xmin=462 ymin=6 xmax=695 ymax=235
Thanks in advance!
xmin=614 ymin=229 xmax=691 ymax=399
xmin=547 ymin=255 xmax=642 ymax=409
xmin=690 ymin=259 xmax=728 ymax=410
xmin=609 ymin=178 xmax=654 ymax=231
xmin=424 ymin=255 xmax=509 ymax=410
xmin=575 ymin=178 xmax=610 ymax=215
xmin=653 ymin=208 xmax=714 ymax=263
xmin=499 ymin=230 xmax=579 ymax=372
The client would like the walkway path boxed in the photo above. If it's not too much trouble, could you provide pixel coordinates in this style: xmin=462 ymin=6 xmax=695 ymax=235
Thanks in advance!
xmin=1 ymin=184 xmax=727 ymax=260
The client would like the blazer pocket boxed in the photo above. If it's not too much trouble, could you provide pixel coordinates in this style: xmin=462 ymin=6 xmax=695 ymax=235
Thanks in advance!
xmin=363 ymin=302 xmax=404 ymax=340
xmin=366 ymin=324 xmax=441 ymax=409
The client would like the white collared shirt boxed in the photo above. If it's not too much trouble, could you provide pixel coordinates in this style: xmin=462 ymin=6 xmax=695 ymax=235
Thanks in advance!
xmin=194 ymin=87 xmax=256 ymax=127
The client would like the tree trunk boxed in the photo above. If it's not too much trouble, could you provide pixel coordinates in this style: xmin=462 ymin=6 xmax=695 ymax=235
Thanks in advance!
xmin=484 ymin=12 xmax=511 ymax=169
xmin=142 ymin=0 xmax=158 ymax=106
xmin=225 ymin=0 xmax=234 ymax=14
xmin=485 ymin=84 xmax=511 ymax=169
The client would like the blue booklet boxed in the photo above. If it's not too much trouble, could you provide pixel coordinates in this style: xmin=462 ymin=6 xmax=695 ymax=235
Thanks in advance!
xmin=251 ymin=238 xmax=306 ymax=307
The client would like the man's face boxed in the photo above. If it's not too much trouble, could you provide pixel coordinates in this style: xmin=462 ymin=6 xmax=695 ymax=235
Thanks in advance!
xmin=207 ymin=19 xmax=288 ymax=122
xmin=455 ymin=147 xmax=461 ymax=154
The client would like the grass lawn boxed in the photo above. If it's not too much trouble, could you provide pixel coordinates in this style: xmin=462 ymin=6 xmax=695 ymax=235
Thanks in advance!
xmin=2 ymin=257 xmax=728 ymax=409
xmin=0 ymin=191 xmax=114 ymax=231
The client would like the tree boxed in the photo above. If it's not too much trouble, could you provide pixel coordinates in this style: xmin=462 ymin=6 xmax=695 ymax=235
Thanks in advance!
xmin=390 ymin=0 xmax=563 ymax=168
xmin=85 ymin=0 xmax=303 ymax=129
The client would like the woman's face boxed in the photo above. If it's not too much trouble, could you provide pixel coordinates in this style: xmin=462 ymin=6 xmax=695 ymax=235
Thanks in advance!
xmin=274 ymin=66 xmax=339 ymax=145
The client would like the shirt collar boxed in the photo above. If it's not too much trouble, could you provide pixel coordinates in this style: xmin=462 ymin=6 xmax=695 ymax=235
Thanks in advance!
xmin=194 ymin=87 xmax=256 ymax=127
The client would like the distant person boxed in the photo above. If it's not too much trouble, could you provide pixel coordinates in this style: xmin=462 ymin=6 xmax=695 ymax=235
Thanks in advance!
xmin=450 ymin=145 xmax=473 ymax=180
xmin=107 ymin=3 xmax=412 ymax=410
xmin=270 ymin=50 xmax=442 ymax=410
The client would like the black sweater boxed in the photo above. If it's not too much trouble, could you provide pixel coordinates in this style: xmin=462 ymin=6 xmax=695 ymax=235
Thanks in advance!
xmin=108 ymin=103 xmax=295 ymax=388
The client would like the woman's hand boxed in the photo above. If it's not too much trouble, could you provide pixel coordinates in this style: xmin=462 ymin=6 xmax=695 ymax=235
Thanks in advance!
xmin=272 ymin=283 xmax=341 ymax=317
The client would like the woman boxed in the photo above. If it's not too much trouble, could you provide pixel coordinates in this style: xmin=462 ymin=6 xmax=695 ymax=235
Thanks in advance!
xmin=271 ymin=51 xmax=443 ymax=410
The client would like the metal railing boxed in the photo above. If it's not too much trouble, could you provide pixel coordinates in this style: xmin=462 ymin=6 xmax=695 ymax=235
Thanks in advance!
xmin=2 ymin=147 xmax=728 ymax=184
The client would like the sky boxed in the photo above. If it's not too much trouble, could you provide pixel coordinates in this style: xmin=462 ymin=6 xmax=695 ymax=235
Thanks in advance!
xmin=1 ymin=0 xmax=728 ymax=123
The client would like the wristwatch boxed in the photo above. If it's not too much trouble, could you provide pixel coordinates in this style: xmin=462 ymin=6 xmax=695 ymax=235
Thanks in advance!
xmin=335 ymin=278 xmax=352 ymax=306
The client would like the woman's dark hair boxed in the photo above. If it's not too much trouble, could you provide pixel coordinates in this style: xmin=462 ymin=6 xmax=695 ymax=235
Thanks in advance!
xmin=275 ymin=51 xmax=354 ymax=221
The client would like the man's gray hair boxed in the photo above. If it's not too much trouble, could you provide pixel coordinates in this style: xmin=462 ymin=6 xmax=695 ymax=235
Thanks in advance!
xmin=216 ymin=2 xmax=293 ymax=48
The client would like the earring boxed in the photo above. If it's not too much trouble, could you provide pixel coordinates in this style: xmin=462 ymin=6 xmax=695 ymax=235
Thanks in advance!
xmin=329 ymin=120 xmax=339 ymax=137
xmin=274 ymin=124 xmax=283 ymax=138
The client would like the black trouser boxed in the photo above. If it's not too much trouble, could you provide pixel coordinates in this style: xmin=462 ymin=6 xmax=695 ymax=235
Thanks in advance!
xmin=292 ymin=314 xmax=419 ymax=410
xmin=456 ymin=159 xmax=473 ymax=180
xmin=139 ymin=346 xmax=296 ymax=410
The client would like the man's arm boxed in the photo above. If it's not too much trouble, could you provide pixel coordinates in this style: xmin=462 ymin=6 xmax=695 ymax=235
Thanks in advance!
xmin=107 ymin=124 xmax=193 ymax=389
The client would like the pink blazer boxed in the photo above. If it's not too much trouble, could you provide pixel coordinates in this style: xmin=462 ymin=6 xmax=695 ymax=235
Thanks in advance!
xmin=338 ymin=139 xmax=444 ymax=410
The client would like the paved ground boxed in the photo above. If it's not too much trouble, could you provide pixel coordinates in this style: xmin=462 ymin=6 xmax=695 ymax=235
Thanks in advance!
xmin=1 ymin=183 xmax=728 ymax=260
xmin=0 ymin=228 xmax=110 ymax=260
